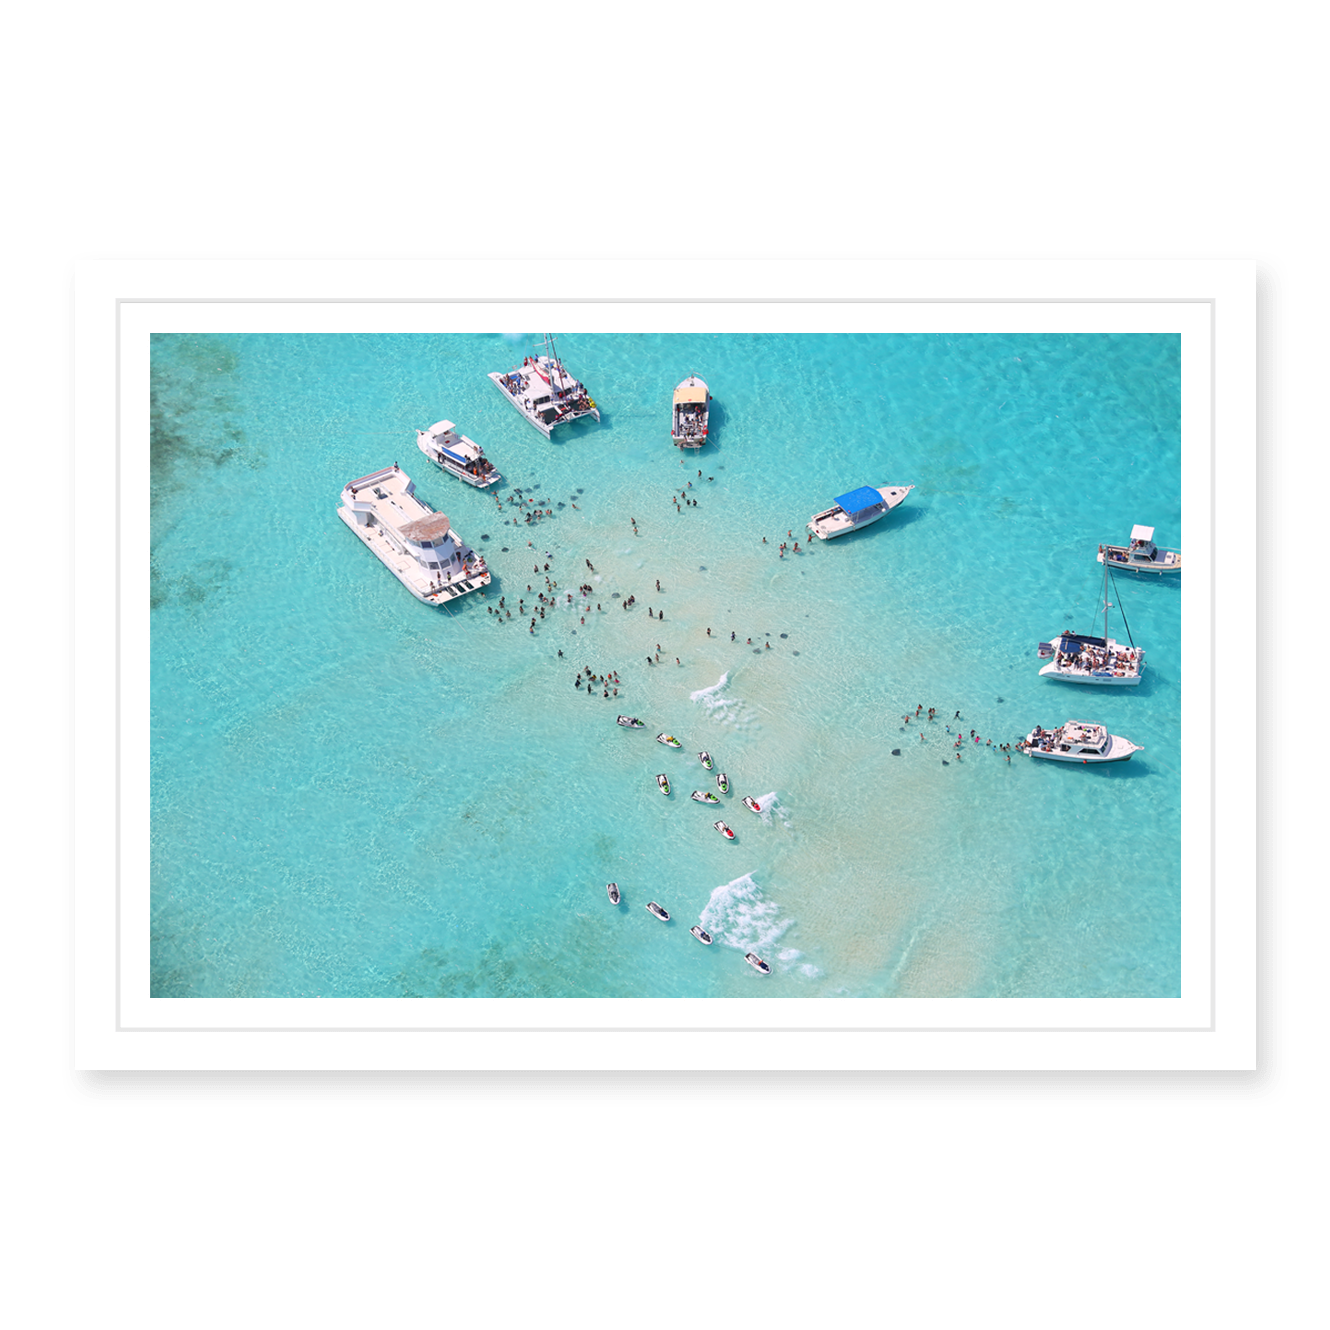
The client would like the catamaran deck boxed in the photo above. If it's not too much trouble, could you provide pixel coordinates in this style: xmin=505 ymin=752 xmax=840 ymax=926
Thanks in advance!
xmin=488 ymin=339 xmax=600 ymax=437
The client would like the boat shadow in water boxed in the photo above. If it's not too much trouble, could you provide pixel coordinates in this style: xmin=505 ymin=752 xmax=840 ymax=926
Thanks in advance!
xmin=545 ymin=413 xmax=608 ymax=444
xmin=1034 ymin=757 xmax=1152 ymax=778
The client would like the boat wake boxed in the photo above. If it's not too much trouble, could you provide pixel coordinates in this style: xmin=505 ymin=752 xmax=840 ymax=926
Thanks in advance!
xmin=747 ymin=791 xmax=790 ymax=828
xmin=699 ymin=873 xmax=795 ymax=961
xmin=689 ymin=672 xmax=754 ymax=730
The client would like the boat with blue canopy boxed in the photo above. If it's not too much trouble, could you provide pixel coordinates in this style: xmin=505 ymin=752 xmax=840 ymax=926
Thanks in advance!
xmin=807 ymin=484 xmax=914 ymax=540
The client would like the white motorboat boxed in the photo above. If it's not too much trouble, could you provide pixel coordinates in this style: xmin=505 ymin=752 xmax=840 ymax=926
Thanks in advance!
xmin=690 ymin=925 xmax=713 ymax=945
xmin=488 ymin=334 xmax=600 ymax=438
xmin=656 ymin=774 xmax=671 ymax=795
xmin=742 ymin=796 xmax=762 ymax=814
xmin=671 ymin=375 xmax=710 ymax=447
xmin=1017 ymin=720 xmax=1143 ymax=764
xmin=713 ymin=821 xmax=735 ymax=839
xmin=1038 ymin=560 xmax=1145 ymax=686
xmin=745 ymin=952 xmax=771 ymax=975
xmin=416 ymin=421 xmax=502 ymax=488
xmin=698 ymin=751 xmax=713 ymax=770
xmin=337 ymin=466 xmax=491 ymax=604
xmin=1097 ymin=524 xmax=1181 ymax=573
xmin=657 ymin=733 xmax=682 ymax=748
xmin=646 ymin=901 xmax=670 ymax=922
xmin=690 ymin=790 xmax=721 ymax=804
xmin=617 ymin=715 xmax=646 ymax=728
xmin=606 ymin=882 xmax=621 ymax=905
xmin=807 ymin=485 xmax=914 ymax=540
xmin=716 ymin=773 xmax=729 ymax=794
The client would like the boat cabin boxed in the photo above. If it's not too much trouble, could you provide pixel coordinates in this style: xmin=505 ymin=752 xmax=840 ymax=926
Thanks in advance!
xmin=1101 ymin=523 xmax=1180 ymax=570
xmin=1031 ymin=721 xmax=1110 ymax=755
xmin=339 ymin=465 xmax=487 ymax=600
xmin=834 ymin=487 xmax=887 ymax=521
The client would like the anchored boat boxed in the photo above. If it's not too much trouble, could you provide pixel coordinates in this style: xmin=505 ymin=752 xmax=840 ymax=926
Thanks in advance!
xmin=657 ymin=734 xmax=682 ymax=748
xmin=807 ymin=485 xmax=914 ymax=541
xmin=1039 ymin=560 xmax=1145 ymax=686
xmin=488 ymin=334 xmax=600 ymax=438
xmin=606 ymin=882 xmax=621 ymax=905
xmin=690 ymin=790 xmax=721 ymax=804
xmin=1017 ymin=720 xmax=1143 ymax=764
xmin=671 ymin=375 xmax=710 ymax=447
xmin=656 ymin=774 xmax=671 ymax=795
xmin=1097 ymin=524 xmax=1181 ymax=573
xmin=337 ymin=466 xmax=490 ymax=604
xmin=713 ymin=821 xmax=735 ymax=839
xmin=416 ymin=421 xmax=501 ymax=488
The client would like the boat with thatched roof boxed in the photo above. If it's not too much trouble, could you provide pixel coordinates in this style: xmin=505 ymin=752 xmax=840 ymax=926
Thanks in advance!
xmin=337 ymin=465 xmax=490 ymax=604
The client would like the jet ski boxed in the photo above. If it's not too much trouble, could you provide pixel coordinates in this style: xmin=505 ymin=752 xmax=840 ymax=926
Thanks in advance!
xmin=646 ymin=901 xmax=670 ymax=922
xmin=606 ymin=882 xmax=621 ymax=905
xmin=713 ymin=821 xmax=735 ymax=839
xmin=690 ymin=925 xmax=713 ymax=945
xmin=745 ymin=952 xmax=771 ymax=975
xmin=657 ymin=733 xmax=682 ymax=748
xmin=617 ymin=716 xmax=645 ymax=728
xmin=716 ymin=772 xmax=729 ymax=794
xmin=698 ymin=751 xmax=713 ymax=770
xmin=656 ymin=774 xmax=671 ymax=795
xmin=742 ymin=796 xmax=762 ymax=814
xmin=690 ymin=790 xmax=721 ymax=804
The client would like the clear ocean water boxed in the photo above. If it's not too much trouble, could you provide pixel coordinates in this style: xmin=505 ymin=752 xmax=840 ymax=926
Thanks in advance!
xmin=149 ymin=331 xmax=1182 ymax=999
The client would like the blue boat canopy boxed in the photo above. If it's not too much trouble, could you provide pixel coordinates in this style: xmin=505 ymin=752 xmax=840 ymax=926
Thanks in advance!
xmin=439 ymin=445 xmax=467 ymax=466
xmin=834 ymin=486 xmax=884 ymax=514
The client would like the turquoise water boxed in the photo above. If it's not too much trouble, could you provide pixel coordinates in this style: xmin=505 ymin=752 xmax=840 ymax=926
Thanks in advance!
xmin=149 ymin=331 xmax=1182 ymax=999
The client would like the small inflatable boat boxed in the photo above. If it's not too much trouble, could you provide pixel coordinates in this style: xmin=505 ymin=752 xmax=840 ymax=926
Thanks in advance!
xmin=716 ymin=772 xmax=729 ymax=794
xmin=617 ymin=716 xmax=645 ymax=728
xmin=657 ymin=733 xmax=682 ymax=748
xmin=690 ymin=925 xmax=713 ymax=945
xmin=690 ymin=790 xmax=720 ymax=804
xmin=742 ymin=796 xmax=762 ymax=814
xmin=713 ymin=820 xmax=735 ymax=839
xmin=606 ymin=882 xmax=620 ymax=905
xmin=745 ymin=952 xmax=771 ymax=975
xmin=698 ymin=751 xmax=713 ymax=770
xmin=646 ymin=901 xmax=670 ymax=922
xmin=656 ymin=773 xmax=671 ymax=795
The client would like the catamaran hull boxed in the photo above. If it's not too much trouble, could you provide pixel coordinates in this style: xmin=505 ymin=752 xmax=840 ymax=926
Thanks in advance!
xmin=1038 ymin=663 xmax=1142 ymax=686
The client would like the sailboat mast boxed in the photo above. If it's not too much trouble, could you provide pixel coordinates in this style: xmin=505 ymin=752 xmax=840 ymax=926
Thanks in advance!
xmin=1108 ymin=565 xmax=1135 ymax=648
xmin=544 ymin=333 xmax=564 ymax=402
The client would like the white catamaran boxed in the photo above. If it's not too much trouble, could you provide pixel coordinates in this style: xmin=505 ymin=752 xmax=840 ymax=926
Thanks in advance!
xmin=487 ymin=334 xmax=600 ymax=438
xmin=1037 ymin=560 xmax=1144 ymax=686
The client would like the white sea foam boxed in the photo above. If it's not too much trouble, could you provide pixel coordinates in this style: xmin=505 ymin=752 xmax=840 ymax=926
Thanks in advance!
xmin=750 ymin=791 xmax=791 ymax=828
xmin=689 ymin=671 xmax=752 ymax=729
xmin=698 ymin=872 xmax=793 ymax=956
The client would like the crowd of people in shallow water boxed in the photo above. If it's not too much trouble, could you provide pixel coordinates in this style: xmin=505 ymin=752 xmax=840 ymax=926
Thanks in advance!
xmin=467 ymin=481 xmax=1012 ymax=765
